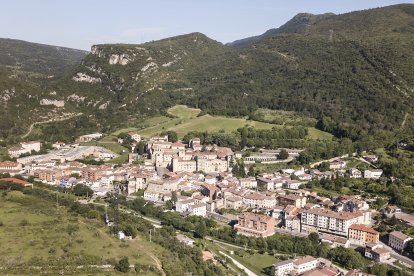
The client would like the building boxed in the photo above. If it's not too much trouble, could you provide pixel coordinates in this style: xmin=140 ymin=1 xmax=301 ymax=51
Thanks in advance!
xmin=8 ymin=141 xmax=41 ymax=158
xmin=176 ymin=234 xmax=195 ymax=246
xmin=365 ymin=244 xmax=390 ymax=262
xmin=273 ymin=256 xmax=318 ymax=276
xmin=383 ymin=205 xmax=402 ymax=218
xmin=239 ymin=177 xmax=257 ymax=189
xmin=234 ymin=212 xmax=276 ymax=238
xmin=388 ymin=231 xmax=413 ymax=251
xmin=0 ymin=161 xmax=23 ymax=176
xmin=348 ymin=224 xmax=379 ymax=246
xmin=294 ymin=256 xmax=318 ymax=274
xmin=349 ymin=168 xmax=362 ymax=179
xmin=78 ymin=133 xmax=103 ymax=142
xmin=278 ymin=194 xmax=307 ymax=208
xmin=0 ymin=178 xmax=33 ymax=188
xmin=273 ymin=260 xmax=294 ymax=276
xmin=127 ymin=132 xmax=141 ymax=142
xmin=243 ymin=191 xmax=276 ymax=209
xmin=364 ymin=169 xmax=383 ymax=179
xmin=188 ymin=203 xmax=207 ymax=217
xmin=300 ymin=208 xmax=367 ymax=237
xmin=329 ymin=160 xmax=347 ymax=170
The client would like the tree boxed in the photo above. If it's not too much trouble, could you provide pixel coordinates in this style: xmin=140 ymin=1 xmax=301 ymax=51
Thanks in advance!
xmin=73 ymin=184 xmax=93 ymax=197
xmin=248 ymin=165 xmax=255 ymax=177
xmin=195 ymin=221 xmax=207 ymax=239
xmin=278 ymin=149 xmax=289 ymax=160
xmin=123 ymin=225 xmax=137 ymax=238
xmin=115 ymin=257 xmax=130 ymax=273
xmin=308 ymin=232 xmax=320 ymax=244
xmin=171 ymin=191 xmax=178 ymax=203
xmin=161 ymin=131 xmax=178 ymax=143
xmin=136 ymin=141 xmax=146 ymax=155
xmin=406 ymin=239 xmax=414 ymax=256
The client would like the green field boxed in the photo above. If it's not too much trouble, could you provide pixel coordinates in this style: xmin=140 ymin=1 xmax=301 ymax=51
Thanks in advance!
xmin=0 ymin=191 xmax=162 ymax=274
xmin=107 ymin=105 xmax=333 ymax=140
xmin=231 ymin=252 xmax=279 ymax=275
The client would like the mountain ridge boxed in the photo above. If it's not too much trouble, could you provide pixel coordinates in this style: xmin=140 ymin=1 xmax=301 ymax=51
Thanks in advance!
xmin=1 ymin=3 xmax=414 ymax=145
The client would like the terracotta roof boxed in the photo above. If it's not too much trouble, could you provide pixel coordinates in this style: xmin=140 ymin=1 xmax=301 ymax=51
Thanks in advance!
xmin=0 ymin=178 xmax=32 ymax=185
xmin=349 ymin=224 xmax=379 ymax=235
xmin=0 ymin=162 xmax=19 ymax=167
xmin=293 ymin=255 xmax=316 ymax=265
xmin=390 ymin=231 xmax=412 ymax=241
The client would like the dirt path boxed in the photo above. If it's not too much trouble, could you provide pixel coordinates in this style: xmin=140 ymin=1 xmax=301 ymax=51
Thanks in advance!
xmin=401 ymin=112 xmax=409 ymax=128
xmin=21 ymin=112 xmax=83 ymax=139
xmin=149 ymin=254 xmax=166 ymax=276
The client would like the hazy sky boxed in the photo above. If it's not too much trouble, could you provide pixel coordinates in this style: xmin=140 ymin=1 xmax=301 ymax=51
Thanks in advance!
xmin=1 ymin=0 xmax=411 ymax=50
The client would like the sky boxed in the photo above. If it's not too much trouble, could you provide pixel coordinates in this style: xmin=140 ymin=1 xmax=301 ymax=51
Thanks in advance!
xmin=1 ymin=0 xmax=412 ymax=51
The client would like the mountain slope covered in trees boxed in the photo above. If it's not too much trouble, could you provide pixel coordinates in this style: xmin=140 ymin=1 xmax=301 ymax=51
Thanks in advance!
xmin=2 ymin=4 xmax=414 ymax=147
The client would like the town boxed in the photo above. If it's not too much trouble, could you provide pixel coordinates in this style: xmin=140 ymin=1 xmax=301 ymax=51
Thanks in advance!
xmin=1 ymin=130 xmax=414 ymax=276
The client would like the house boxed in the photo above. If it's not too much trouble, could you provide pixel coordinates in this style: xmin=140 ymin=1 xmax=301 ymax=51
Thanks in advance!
xmin=127 ymin=132 xmax=141 ymax=142
xmin=365 ymin=244 xmax=390 ymax=262
xmin=364 ymin=169 xmax=383 ymax=179
xmin=364 ymin=155 xmax=378 ymax=163
xmin=243 ymin=191 xmax=276 ymax=209
xmin=188 ymin=203 xmax=207 ymax=217
xmin=329 ymin=160 xmax=347 ymax=170
xmin=239 ymin=177 xmax=257 ymax=189
xmin=176 ymin=234 xmax=195 ymax=246
xmin=278 ymin=194 xmax=307 ymax=208
xmin=285 ymin=180 xmax=303 ymax=190
xmin=349 ymin=168 xmax=362 ymax=179
xmin=176 ymin=198 xmax=195 ymax=213
xmin=234 ymin=212 xmax=276 ymax=238
xmin=319 ymin=233 xmax=350 ymax=248
xmin=383 ymin=205 xmax=402 ymax=218
xmin=348 ymin=224 xmax=379 ymax=246
xmin=388 ymin=231 xmax=413 ymax=251
xmin=225 ymin=196 xmax=243 ymax=209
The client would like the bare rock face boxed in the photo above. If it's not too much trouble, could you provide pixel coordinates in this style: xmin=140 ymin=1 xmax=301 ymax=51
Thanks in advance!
xmin=40 ymin=99 xmax=65 ymax=107
xmin=109 ymin=54 xmax=132 ymax=65
xmin=72 ymin=72 xmax=101 ymax=83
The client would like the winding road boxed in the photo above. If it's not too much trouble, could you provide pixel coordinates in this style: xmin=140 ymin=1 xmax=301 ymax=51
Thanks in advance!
xmin=21 ymin=112 xmax=83 ymax=138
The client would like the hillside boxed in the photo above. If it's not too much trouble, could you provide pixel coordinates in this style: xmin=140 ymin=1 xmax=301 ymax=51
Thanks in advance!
xmin=2 ymin=4 xmax=414 ymax=146
xmin=0 ymin=39 xmax=87 ymax=141
xmin=0 ymin=38 xmax=87 ymax=75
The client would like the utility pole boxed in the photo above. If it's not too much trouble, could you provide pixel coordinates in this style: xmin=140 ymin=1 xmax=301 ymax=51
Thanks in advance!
xmin=149 ymin=229 xmax=152 ymax=243
xmin=56 ymin=193 xmax=59 ymax=212
xmin=114 ymin=184 xmax=120 ymax=234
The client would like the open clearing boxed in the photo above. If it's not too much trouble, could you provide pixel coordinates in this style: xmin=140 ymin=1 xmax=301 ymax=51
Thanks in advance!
xmin=106 ymin=105 xmax=333 ymax=140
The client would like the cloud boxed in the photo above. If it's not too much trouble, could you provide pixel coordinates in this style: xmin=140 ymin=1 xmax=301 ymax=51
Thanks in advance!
xmin=120 ymin=27 xmax=166 ymax=37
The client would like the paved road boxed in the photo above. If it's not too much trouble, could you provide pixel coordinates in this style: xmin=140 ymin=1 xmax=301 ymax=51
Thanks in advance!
xmin=379 ymin=241 xmax=414 ymax=268
xmin=275 ymin=228 xmax=308 ymax=238
xmin=219 ymin=251 xmax=257 ymax=276
xmin=310 ymin=154 xmax=351 ymax=168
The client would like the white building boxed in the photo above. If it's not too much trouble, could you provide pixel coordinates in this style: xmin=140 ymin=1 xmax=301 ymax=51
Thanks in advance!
xmin=8 ymin=141 xmax=41 ymax=158
xmin=364 ymin=169 xmax=383 ymax=179
xmin=388 ymin=231 xmax=413 ymax=251
xmin=273 ymin=256 xmax=318 ymax=276
xmin=176 ymin=199 xmax=195 ymax=213
xmin=188 ymin=203 xmax=207 ymax=217
xmin=128 ymin=132 xmax=141 ymax=142
xmin=300 ymin=208 xmax=369 ymax=237
xmin=273 ymin=260 xmax=294 ymax=276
